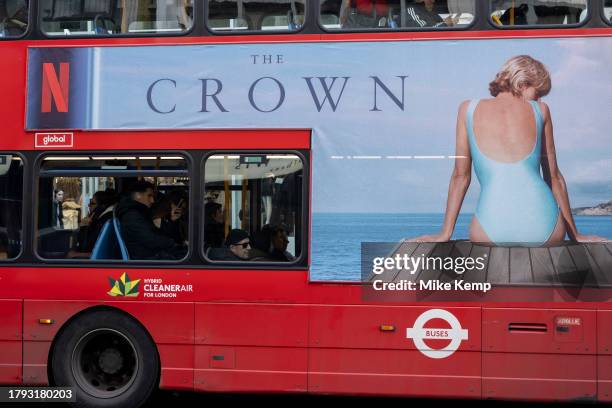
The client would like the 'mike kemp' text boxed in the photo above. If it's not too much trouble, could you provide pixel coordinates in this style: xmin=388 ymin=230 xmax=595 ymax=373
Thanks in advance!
xmin=372 ymin=279 xmax=492 ymax=293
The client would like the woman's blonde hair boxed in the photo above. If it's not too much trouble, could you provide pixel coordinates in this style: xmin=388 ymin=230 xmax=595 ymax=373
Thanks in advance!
xmin=489 ymin=55 xmax=551 ymax=98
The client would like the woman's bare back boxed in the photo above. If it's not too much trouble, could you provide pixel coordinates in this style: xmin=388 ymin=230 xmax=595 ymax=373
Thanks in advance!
xmin=472 ymin=97 xmax=538 ymax=163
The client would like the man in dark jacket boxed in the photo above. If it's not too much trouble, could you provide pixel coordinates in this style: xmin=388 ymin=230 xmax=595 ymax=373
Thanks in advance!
xmin=204 ymin=201 xmax=225 ymax=250
xmin=269 ymin=225 xmax=295 ymax=262
xmin=208 ymin=229 xmax=251 ymax=261
xmin=115 ymin=181 xmax=185 ymax=260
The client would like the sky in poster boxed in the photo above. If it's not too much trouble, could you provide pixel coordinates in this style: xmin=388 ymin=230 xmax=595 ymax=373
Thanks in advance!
xmin=84 ymin=37 xmax=612 ymax=213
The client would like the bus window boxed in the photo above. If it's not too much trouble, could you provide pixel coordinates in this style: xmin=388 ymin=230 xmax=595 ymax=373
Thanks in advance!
xmin=39 ymin=0 xmax=193 ymax=37
xmin=207 ymin=0 xmax=305 ymax=32
xmin=320 ymin=0 xmax=476 ymax=30
xmin=36 ymin=156 xmax=189 ymax=262
xmin=0 ymin=154 xmax=23 ymax=260
xmin=490 ymin=0 xmax=588 ymax=27
xmin=204 ymin=154 xmax=303 ymax=263
xmin=605 ymin=0 xmax=612 ymax=24
xmin=0 ymin=0 xmax=28 ymax=38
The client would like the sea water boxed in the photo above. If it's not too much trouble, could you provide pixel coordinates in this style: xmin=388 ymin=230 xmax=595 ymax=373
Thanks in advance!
xmin=310 ymin=213 xmax=612 ymax=281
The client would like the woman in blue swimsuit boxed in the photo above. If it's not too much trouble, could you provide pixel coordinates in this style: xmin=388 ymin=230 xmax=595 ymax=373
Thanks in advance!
xmin=412 ymin=55 xmax=605 ymax=245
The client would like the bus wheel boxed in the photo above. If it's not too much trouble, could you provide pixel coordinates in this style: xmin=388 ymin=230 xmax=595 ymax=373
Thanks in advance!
xmin=51 ymin=310 xmax=159 ymax=408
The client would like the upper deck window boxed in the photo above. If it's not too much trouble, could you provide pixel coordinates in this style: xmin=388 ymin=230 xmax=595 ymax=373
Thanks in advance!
xmin=0 ymin=0 xmax=28 ymax=38
xmin=207 ymin=0 xmax=305 ymax=32
xmin=39 ymin=0 xmax=193 ymax=37
xmin=320 ymin=0 xmax=476 ymax=30
xmin=490 ymin=0 xmax=587 ymax=27
xmin=605 ymin=0 xmax=612 ymax=25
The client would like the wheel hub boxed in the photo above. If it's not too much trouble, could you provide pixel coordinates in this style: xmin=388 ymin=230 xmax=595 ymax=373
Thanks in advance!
xmin=98 ymin=348 xmax=123 ymax=375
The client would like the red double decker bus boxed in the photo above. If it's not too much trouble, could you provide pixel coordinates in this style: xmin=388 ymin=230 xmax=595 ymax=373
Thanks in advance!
xmin=1 ymin=0 xmax=612 ymax=406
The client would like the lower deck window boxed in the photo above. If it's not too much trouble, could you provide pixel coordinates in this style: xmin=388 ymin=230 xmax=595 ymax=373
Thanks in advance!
xmin=0 ymin=154 xmax=23 ymax=259
xmin=203 ymin=153 xmax=304 ymax=263
xmin=37 ymin=155 xmax=189 ymax=262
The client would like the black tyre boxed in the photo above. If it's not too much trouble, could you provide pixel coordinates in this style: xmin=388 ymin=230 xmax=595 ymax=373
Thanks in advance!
xmin=51 ymin=309 xmax=159 ymax=408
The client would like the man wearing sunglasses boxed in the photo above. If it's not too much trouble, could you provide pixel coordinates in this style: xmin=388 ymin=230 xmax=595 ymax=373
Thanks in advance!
xmin=208 ymin=229 xmax=252 ymax=261
xmin=226 ymin=229 xmax=251 ymax=260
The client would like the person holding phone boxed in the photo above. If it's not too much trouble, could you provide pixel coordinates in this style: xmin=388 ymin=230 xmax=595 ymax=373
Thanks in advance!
xmin=115 ymin=181 xmax=186 ymax=260
xmin=152 ymin=190 xmax=188 ymax=245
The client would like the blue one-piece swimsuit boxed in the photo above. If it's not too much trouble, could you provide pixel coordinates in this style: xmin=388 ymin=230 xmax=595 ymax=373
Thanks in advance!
xmin=467 ymin=99 xmax=559 ymax=245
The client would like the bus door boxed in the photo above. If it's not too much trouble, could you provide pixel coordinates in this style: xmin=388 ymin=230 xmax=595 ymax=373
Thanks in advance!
xmin=195 ymin=149 xmax=309 ymax=392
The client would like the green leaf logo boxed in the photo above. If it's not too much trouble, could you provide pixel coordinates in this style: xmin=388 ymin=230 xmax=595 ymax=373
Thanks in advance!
xmin=108 ymin=272 xmax=141 ymax=297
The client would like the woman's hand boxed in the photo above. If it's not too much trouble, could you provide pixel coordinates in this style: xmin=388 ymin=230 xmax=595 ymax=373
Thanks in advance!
xmin=574 ymin=233 xmax=608 ymax=243
xmin=170 ymin=207 xmax=183 ymax=221
xmin=404 ymin=233 xmax=451 ymax=243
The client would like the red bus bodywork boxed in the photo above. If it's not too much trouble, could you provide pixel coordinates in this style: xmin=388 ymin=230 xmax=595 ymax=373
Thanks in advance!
xmin=1 ymin=28 xmax=612 ymax=403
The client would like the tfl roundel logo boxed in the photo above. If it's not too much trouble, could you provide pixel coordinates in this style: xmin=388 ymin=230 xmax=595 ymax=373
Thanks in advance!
xmin=406 ymin=309 xmax=468 ymax=359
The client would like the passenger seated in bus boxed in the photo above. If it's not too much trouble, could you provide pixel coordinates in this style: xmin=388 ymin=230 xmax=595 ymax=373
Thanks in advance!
xmin=404 ymin=0 xmax=454 ymax=28
xmin=208 ymin=229 xmax=251 ymax=261
xmin=498 ymin=3 xmax=529 ymax=25
xmin=152 ymin=190 xmax=188 ymax=245
xmin=69 ymin=190 xmax=114 ymax=258
xmin=0 ymin=0 xmax=28 ymax=37
xmin=249 ymin=224 xmax=294 ymax=262
xmin=204 ymin=202 xmax=225 ymax=250
xmin=82 ymin=189 xmax=119 ymax=252
xmin=75 ymin=193 xmax=100 ymax=251
xmin=250 ymin=224 xmax=273 ymax=259
xmin=340 ymin=0 xmax=389 ymax=28
xmin=269 ymin=225 xmax=295 ymax=262
xmin=115 ymin=181 xmax=186 ymax=260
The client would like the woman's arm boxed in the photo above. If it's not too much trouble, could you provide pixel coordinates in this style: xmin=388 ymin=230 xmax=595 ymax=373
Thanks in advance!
xmin=539 ymin=102 xmax=606 ymax=242
xmin=409 ymin=101 xmax=472 ymax=242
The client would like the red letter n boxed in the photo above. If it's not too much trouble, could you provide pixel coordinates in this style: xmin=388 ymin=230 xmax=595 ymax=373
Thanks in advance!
xmin=41 ymin=63 xmax=70 ymax=113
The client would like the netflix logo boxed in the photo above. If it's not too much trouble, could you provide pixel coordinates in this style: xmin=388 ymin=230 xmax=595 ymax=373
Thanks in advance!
xmin=41 ymin=62 xmax=70 ymax=113
xmin=26 ymin=48 xmax=86 ymax=130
